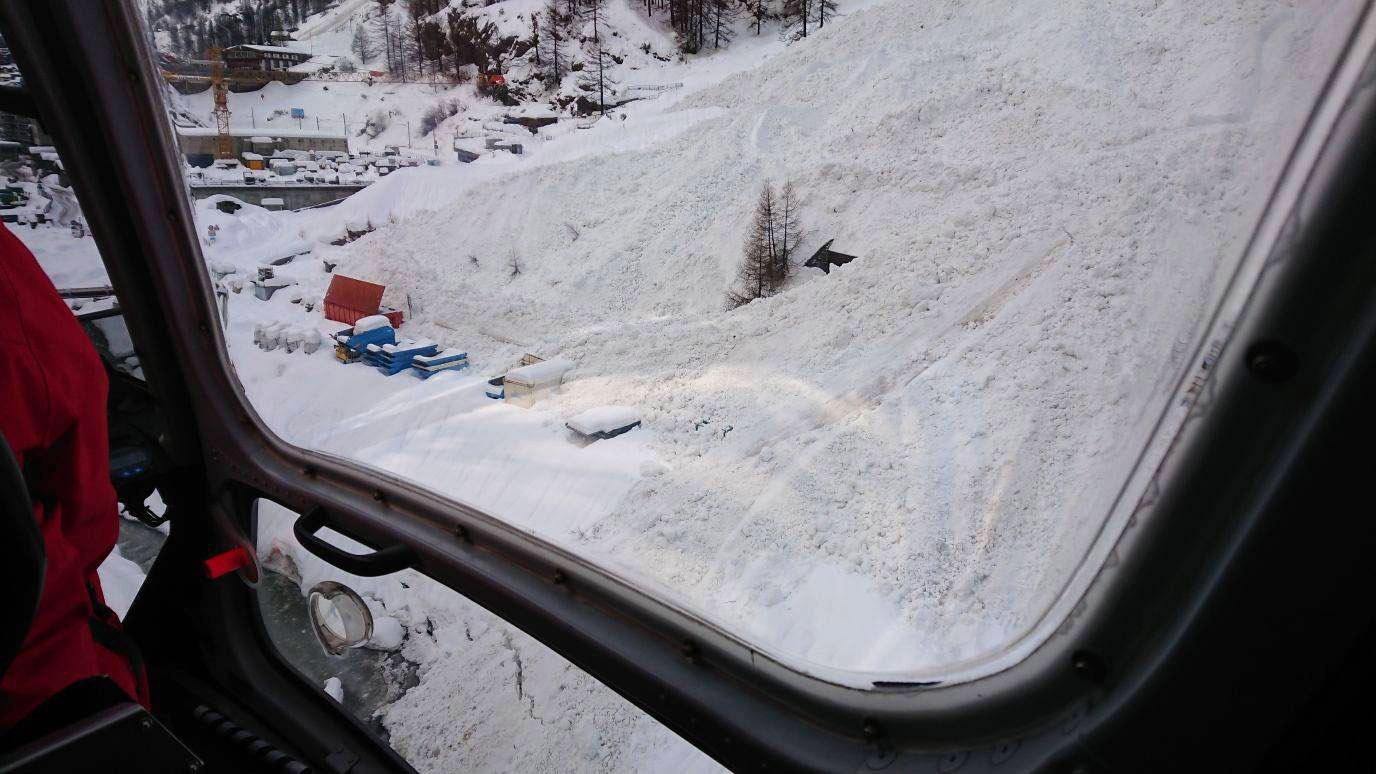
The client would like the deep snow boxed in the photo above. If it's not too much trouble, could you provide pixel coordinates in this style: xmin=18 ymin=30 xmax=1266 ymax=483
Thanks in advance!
xmin=224 ymin=0 xmax=1362 ymax=682
xmin=23 ymin=0 xmax=1355 ymax=770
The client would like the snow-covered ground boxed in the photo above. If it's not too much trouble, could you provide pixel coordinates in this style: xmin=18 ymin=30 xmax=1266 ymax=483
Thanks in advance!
xmin=13 ymin=0 xmax=1360 ymax=770
xmin=224 ymin=0 xmax=1360 ymax=680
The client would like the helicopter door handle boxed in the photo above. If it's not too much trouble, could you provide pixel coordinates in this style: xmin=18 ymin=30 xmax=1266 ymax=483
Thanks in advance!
xmin=292 ymin=507 xmax=415 ymax=577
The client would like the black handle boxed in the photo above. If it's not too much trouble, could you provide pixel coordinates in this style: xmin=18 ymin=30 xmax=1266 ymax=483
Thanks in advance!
xmin=292 ymin=507 xmax=415 ymax=577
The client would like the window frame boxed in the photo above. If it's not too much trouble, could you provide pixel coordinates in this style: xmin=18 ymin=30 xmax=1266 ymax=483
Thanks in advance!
xmin=6 ymin=0 xmax=1376 ymax=770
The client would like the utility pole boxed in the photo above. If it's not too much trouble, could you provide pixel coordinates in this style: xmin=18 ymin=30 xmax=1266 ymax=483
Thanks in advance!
xmin=406 ymin=121 xmax=412 ymax=148
xmin=251 ymin=107 xmax=255 ymax=128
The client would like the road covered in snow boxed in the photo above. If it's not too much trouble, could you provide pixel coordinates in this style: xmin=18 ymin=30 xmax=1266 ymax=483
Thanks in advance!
xmin=185 ymin=0 xmax=1359 ymax=769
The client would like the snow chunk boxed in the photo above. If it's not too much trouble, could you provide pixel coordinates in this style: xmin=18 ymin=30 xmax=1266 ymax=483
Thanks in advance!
xmin=367 ymin=615 xmax=405 ymax=651
xmin=352 ymin=314 xmax=392 ymax=334
xmin=97 ymin=546 xmax=145 ymax=619
xmin=323 ymin=677 xmax=343 ymax=702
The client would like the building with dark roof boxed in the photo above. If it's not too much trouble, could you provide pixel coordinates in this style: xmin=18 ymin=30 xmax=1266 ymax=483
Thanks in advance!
xmin=222 ymin=44 xmax=312 ymax=72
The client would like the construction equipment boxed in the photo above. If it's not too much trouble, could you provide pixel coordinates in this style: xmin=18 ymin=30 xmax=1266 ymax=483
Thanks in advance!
xmin=206 ymin=46 xmax=232 ymax=159
xmin=476 ymin=73 xmax=508 ymax=100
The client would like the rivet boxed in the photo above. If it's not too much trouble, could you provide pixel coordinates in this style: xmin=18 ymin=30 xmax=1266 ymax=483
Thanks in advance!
xmin=1245 ymin=340 xmax=1298 ymax=384
xmin=1071 ymin=650 xmax=1107 ymax=684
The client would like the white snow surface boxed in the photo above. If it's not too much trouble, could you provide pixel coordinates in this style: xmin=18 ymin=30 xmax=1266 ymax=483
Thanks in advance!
xmin=175 ymin=0 xmax=1360 ymax=770
xmin=97 ymin=546 xmax=145 ymax=620
xmin=234 ymin=0 xmax=1359 ymax=678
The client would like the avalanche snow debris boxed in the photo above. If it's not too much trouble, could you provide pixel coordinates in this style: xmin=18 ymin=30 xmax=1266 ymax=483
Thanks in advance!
xmin=186 ymin=0 xmax=1359 ymax=770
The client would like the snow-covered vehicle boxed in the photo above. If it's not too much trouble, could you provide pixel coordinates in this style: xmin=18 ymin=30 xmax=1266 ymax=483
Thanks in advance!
xmin=565 ymin=406 xmax=641 ymax=440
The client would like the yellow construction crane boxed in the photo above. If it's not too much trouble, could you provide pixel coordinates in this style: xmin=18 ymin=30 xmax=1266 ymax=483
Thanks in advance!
xmin=206 ymin=46 xmax=232 ymax=159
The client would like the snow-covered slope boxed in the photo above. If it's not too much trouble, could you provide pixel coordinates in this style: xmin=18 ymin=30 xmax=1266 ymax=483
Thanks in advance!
xmin=255 ymin=0 xmax=1356 ymax=675
xmin=171 ymin=0 xmax=693 ymax=157
xmin=199 ymin=0 xmax=1360 ymax=768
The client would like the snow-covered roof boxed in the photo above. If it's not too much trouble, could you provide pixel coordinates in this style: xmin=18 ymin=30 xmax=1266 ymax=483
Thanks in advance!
xmin=566 ymin=406 xmax=641 ymax=436
xmin=177 ymin=127 xmax=347 ymax=140
xmin=230 ymin=44 xmax=310 ymax=56
xmin=506 ymin=357 xmax=574 ymax=387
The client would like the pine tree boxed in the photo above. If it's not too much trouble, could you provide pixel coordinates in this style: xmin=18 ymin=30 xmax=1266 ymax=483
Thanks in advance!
xmin=709 ymin=0 xmax=737 ymax=48
xmin=351 ymin=21 xmax=375 ymax=62
xmin=774 ymin=180 xmax=802 ymax=284
xmin=531 ymin=13 xmax=541 ymax=68
xmin=748 ymin=0 xmax=767 ymax=35
xmin=781 ymin=0 xmax=812 ymax=40
xmin=730 ymin=181 xmax=781 ymax=306
xmin=815 ymin=0 xmax=837 ymax=28
xmin=374 ymin=1 xmax=398 ymax=71
xmin=585 ymin=0 xmax=607 ymax=43
xmin=448 ymin=10 xmax=498 ymax=75
xmin=578 ymin=39 xmax=617 ymax=114
xmin=538 ymin=0 xmax=570 ymax=89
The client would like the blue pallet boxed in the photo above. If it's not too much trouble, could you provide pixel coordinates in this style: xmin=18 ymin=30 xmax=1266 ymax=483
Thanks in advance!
xmin=413 ymin=351 xmax=468 ymax=367
xmin=413 ymin=362 xmax=469 ymax=379
xmin=371 ymin=342 xmax=440 ymax=376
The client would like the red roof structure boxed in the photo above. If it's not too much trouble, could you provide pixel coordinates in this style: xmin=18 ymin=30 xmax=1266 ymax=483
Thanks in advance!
xmin=323 ymin=274 xmax=403 ymax=327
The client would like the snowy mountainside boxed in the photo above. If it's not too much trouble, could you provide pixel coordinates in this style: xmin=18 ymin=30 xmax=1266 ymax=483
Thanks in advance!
xmin=195 ymin=0 xmax=1362 ymax=770
xmin=171 ymin=0 xmax=747 ymax=155
xmin=237 ymin=0 xmax=1360 ymax=678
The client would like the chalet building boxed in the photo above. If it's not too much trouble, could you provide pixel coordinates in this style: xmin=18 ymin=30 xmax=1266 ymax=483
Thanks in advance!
xmin=222 ymin=44 xmax=312 ymax=72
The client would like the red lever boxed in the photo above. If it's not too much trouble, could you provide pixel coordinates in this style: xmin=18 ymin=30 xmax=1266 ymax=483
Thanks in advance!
xmin=203 ymin=546 xmax=253 ymax=580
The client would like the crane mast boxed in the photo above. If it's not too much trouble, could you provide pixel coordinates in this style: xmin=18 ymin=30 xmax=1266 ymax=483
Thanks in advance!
xmin=206 ymin=46 xmax=232 ymax=159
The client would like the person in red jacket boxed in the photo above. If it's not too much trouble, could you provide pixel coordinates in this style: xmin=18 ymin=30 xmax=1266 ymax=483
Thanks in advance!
xmin=0 ymin=222 xmax=148 ymax=742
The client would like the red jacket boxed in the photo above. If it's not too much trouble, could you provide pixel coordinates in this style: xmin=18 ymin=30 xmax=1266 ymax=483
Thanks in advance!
xmin=0 ymin=222 xmax=145 ymax=729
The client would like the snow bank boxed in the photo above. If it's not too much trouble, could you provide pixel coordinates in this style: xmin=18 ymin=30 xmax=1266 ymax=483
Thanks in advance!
xmin=293 ymin=0 xmax=1357 ymax=681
